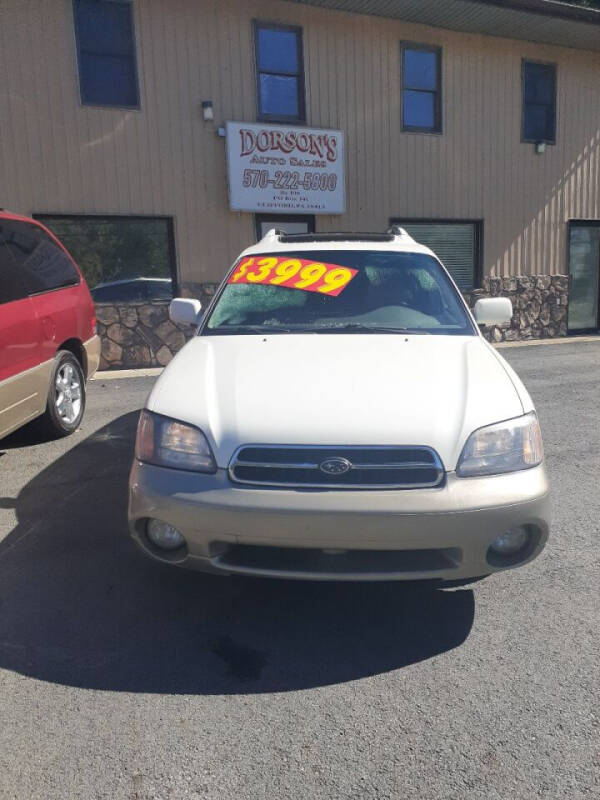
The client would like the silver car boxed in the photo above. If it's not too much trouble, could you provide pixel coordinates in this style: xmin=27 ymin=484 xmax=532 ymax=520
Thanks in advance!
xmin=129 ymin=229 xmax=550 ymax=582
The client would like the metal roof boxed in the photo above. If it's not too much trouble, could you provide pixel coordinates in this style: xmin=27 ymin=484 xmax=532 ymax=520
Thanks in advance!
xmin=288 ymin=0 xmax=600 ymax=52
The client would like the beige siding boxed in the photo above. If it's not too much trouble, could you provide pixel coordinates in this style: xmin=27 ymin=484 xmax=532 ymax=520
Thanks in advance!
xmin=0 ymin=0 xmax=599 ymax=286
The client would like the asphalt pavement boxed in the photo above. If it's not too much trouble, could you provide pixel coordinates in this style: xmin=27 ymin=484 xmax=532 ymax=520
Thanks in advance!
xmin=0 ymin=341 xmax=599 ymax=799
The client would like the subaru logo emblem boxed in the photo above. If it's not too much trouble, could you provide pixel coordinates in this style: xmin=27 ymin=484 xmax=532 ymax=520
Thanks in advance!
xmin=319 ymin=457 xmax=352 ymax=476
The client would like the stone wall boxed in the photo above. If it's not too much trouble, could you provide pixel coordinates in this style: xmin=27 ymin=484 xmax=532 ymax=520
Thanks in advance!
xmin=96 ymin=303 xmax=193 ymax=370
xmin=95 ymin=275 xmax=570 ymax=369
xmin=463 ymin=275 xmax=569 ymax=343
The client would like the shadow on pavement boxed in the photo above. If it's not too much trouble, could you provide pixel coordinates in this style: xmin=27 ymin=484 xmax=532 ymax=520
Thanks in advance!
xmin=0 ymin=420 xmax=56 ymax=450
xmin=0 ymin=413 xmax=475 ymax=694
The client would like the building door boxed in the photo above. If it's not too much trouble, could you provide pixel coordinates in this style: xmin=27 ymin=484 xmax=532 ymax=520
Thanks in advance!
xmin=255 ymin=214 xmax=315 ymax=241
xmin=568 ymin=222 xmax=600 ymax=333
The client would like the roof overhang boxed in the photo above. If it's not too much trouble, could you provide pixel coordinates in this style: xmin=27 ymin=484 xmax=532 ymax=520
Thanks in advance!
xmin=287 ymin=0 xmax=600 ymax=52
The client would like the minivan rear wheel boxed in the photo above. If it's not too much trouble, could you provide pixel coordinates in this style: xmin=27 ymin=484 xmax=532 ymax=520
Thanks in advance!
xmin=41 ymin=350 xmax=86 ymax=438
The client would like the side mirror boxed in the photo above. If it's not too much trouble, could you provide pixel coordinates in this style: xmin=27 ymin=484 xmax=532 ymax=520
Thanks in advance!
xmin=169 ymin=298 xmax=202 ymax=327
xmin=473 ymin=297 xmax=513 ymax=326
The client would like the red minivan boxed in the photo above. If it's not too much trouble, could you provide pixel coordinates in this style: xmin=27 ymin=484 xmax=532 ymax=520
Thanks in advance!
xmin=0 ymin=211 xmax=100 ymax=439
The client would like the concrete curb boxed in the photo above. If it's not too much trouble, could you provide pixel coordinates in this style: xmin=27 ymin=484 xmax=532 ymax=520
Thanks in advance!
xmin=495 ymin=334 xmax=600 ymax=348
xmin=92 ymin=334 xmax=600 ymax=379
xmin=92 ymin=367 xmax=163 ymax=380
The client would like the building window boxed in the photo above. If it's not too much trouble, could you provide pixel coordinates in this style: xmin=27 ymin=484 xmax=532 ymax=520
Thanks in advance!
xmin=255 ymin=214 xmax=315 ymax=241
xmin=254 ymin=22 xmax=305 ymax=122
xmin=34 ymin=215 xmax=176 ymax=304
xmin=401 ymin=44 xmax=442 ymax=133
xmin=391 ymin=220 xmax=482 ymax=291
xmin=522 ymin=61 xmax=556 ymax=144
xmin=73 ymin=0 xmax=139 ymax=108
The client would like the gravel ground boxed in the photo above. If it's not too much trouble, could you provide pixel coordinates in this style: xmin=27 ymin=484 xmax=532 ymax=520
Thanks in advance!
xmin=0 ymin=341 xmax=598 ymax=799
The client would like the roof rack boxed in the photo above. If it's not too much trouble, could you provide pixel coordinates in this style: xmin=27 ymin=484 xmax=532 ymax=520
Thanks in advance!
xmin=386 ymin=224 xmax=410 ymax=238
xmin=260 ymin=227 xmax=286 ymax=241
xmin=260 ymin=228 xmax=412 ymax=245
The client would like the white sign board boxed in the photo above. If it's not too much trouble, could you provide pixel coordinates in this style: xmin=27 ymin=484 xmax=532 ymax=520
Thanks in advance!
xmin=225 ymin=121 xmax=345 ymax=215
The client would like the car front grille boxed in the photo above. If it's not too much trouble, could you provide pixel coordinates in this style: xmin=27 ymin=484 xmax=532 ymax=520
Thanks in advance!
xmin=213 ymin=544 xmax=462 ymax=576
xmin=228 ymin=445 xmax=445 ymax=489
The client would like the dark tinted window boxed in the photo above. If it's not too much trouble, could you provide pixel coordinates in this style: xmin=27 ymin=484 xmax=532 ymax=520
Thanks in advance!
xmin=522 ymin=61 xmax=556 ymax=143
xmin=74 ymin=0 xmax=139 ymax=107
xmin=0 ymin=220 xmax=79 ymax=297
xmin=257 ymin=28 xmax=299 ymax=73
xmin=255 ymin=23 xmax=305 ymax=122
xmin=402 ymin=45 xmax=441 ymax=132
xmin=0 ymin=222 xmax=28 ymax=305
xmin=35 ymin=216 xmax=175 ymax=304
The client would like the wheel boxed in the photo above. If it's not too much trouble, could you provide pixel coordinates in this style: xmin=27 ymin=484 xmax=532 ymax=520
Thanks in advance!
xmin=40 ymin=350 xmax=86 ymax=438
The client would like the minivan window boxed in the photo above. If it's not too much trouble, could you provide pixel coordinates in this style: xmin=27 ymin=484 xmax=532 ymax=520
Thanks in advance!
xmin=0 ymin=222 xmax=28 ymax=305
xmin=204 ymin=250 xmax=475 ymax=336
xmin=0 ymin=220 xmax=80 ymax=295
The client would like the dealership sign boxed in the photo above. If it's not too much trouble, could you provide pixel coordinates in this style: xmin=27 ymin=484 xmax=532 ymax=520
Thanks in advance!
xmin=225 ymin=121 xmax=345 ymax=215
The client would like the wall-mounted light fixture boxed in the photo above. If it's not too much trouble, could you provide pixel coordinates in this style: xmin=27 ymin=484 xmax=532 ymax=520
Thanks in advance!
xmin=535 ymin=141 xmax=546 ymax=155
xmin=202 ymin=101 xmax=214 ymax=121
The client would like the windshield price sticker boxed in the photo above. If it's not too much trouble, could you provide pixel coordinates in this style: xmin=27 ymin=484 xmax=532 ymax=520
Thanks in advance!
xmin=228 ymin=257 xmax=358 ymax=296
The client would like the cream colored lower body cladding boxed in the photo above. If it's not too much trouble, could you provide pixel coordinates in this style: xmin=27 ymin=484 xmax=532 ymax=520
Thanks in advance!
xmin=128 ymin=463 xmax=550 ymax=581
xmin=0 ymin=336 xmax=101 ymax=439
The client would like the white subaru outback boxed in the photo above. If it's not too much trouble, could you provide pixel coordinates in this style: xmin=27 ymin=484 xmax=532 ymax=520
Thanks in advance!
xmin=129 ymin=228 xmax=550 ymax=582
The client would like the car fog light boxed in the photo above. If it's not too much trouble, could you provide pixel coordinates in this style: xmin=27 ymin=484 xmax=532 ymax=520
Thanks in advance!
xmin=146 ymin=519 xmax=185 ymax=551
xmin=490 ymin=526 xmax=529 ymax=556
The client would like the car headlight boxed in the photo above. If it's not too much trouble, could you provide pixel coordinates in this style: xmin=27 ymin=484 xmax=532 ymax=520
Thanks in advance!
xmin=135 ymin=410 xmax=216 ymax=473
xmin=456 ymin=412 xmax=543 ymax=478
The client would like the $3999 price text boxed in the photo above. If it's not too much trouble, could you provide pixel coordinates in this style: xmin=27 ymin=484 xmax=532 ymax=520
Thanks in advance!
xmin=228 ymin=256 xmax=358 ymax=296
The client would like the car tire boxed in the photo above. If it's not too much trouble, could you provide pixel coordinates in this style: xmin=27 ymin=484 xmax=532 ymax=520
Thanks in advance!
xmin=40 ymin=350 xmax=86 ymax=438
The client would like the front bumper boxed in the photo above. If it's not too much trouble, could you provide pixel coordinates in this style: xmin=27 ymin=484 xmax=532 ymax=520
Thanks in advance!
xmin=128 ymin=462 xmax=550 ymax=581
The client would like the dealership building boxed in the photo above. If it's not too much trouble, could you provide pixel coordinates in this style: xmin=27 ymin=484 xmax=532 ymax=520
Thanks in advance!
xmin=1 ymin=0 xmax=599 ymax=367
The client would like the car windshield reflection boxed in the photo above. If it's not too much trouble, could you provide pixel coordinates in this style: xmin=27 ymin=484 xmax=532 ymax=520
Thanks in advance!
xmin=203 ymin=250 xmax=475 ymax=336
xmin=91 ymin=277 xmax=173 ymax=303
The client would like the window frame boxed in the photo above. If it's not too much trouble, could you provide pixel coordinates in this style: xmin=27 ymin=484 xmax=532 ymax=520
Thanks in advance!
xmin=254 ymin=213 xmax=315 ymax=241
xmin=521 ymin=58 xmax=557 ymax=145
xmin=253 ymin=20 xmax=306 ymax=124
xmin=400 ymin=42 xmax=443 ymax=134
xmin=33 ymin=213 xmax=179 ymax=297
xmin=389 ymin=218 xmax=484 ymax=290
xmin=72 ymin=0 xmax=141 ymax=110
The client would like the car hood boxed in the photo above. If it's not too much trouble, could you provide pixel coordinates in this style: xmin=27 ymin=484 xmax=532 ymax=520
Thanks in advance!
xmin=147 ymin=334 xmax=524 ymax=471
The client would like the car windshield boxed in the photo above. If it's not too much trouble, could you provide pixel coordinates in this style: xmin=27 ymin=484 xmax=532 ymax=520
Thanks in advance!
xmin=203 ymin=250 xmax=475 ymax=336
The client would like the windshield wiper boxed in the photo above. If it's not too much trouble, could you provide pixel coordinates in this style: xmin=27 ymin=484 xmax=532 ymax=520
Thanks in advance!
xmin=205 ymin=324 xmax=296 ymax=335
xmin=310 ymin=323 xmax=430 ymax=334
xmin=206 ymin=323 xmax=431 ymax=335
